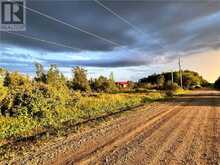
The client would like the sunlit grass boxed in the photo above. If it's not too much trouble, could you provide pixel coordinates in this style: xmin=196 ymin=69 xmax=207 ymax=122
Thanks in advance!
xmin=0 ymin=92 xmax=163 ymax=141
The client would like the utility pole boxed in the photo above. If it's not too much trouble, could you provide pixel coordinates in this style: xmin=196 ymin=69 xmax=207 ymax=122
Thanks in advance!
xmin=178 ymin=57 xmax=183 ymax=88
xmin=171 ymin=70 xmax=174 ymax=84
xmin=109 ymin=72 xmax=114 ymax=82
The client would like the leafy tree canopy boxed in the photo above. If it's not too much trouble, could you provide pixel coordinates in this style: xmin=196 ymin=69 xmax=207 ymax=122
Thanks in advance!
xmin=71 ymin=66 xmax=91 ymax=92
xmin=90 ymin=76 xmax=117 ymax=92
xmin=139 ymin=70 xmax=209 ymax=89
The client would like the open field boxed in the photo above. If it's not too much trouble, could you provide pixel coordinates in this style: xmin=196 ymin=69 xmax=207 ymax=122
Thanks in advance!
xmin=2 ymin=90 xmax=220 ymax=164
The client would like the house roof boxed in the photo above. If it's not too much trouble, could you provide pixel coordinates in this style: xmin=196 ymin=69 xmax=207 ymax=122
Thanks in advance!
xmin=115 ymin=81 xmax=128 ymax=85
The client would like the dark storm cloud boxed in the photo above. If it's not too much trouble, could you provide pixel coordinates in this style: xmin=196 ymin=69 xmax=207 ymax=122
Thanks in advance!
xmin=40 ymin=58 xmax=148 ymax=67
xmin=1 ymin=0 xmax=220 ymax=68
xmin=1 ymin=0 xmax=138 ymax=52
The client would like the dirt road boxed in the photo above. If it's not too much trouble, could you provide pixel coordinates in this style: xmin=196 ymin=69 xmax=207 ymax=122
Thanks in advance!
xmin=16 ymin=90 xmax=220 ymax=165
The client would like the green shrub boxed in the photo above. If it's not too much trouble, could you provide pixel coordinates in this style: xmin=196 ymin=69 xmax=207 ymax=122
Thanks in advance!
xmin=164 ymin=81 xmax=180 ymax=90
xmin=165 ymin=90 xmax=175 ymax=97
xmin=90 ymin=76 xmax=118 ymax=92
xmin=0 ymin=116 xmax=39 ymax=139
xmin=0 ymin=85 xmax=7 ymax=103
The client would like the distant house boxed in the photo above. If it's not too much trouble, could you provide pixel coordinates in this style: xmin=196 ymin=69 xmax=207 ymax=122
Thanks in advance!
xmin=115 ymin=81 xmax=128 ymax=88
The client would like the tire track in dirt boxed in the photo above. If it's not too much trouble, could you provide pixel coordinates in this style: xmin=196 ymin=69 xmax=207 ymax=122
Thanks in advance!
xmin=114 ymin=101 xmax=200 ymax=165
xmin=53 ymin=102 xmax=180 ymax=165
xmin=209 ymin=99 xmax=220 ymax=164
xmin=216 ymin=103 xmax=220 ymax=165
xmin=177 ymin=103 xmax=211 ymax=165
xmin=201 ymin=98 xmax=220 ymax=165
xmin=157 ymin=104 xmax=207 ymax=165
xmin=148 ymin=104 xmax=202 ymax=165
xmin=149 ymin=94 xmax=220 ymax=165
xmin=187 ymin=107 xmax=211 ymax=164
xmin=97 ymin=102 xmax=197 ymax=165
xmin=71 ymin=102 xmax=190 ymax=164
xmin=187 ymin=97 xmax=220 ymax=165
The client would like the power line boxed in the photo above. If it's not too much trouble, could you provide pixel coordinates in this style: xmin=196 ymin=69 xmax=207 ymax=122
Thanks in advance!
xmin=94 ymin=0 xmax=165 ymax=50
xmin=12 ymin=2 xmax=169 ymax=64
xmin=5 ymin=31 xmax=143 ymax=58
xmin=94 ymin=0 xmax=144 ymax=34
xmin=17 ymin=3 xmax=121 ymax=47
xmin=18 ymin=2 xmax=164 ymax=56
xmin=18 ymin=4 xmax=146 ymax=56
xmin=5 ymin=31 xmax=82 ymax=51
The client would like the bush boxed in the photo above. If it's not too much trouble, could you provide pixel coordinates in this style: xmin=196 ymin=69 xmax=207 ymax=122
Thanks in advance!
xmin=0 ymin=116 xmax=39 ymax=139
xmin=164 ymin=81 xmax=180 ymax=90
xmin=75 ymin=94 xmax=143 ymax=119
xmin=1 ymin=72 xmax=32 ymax=116
xmin=164 ymin=81 xmax=181 ymax=97
xmin=0 ymin=85 xmax=7 ymax=103
xmin=90 ymin=76 xmax=118 ymax=93
xmin=136 ymin=83 xmax=156 ymax=89
xmin=165 ymin=90 xmax=175 ymax=97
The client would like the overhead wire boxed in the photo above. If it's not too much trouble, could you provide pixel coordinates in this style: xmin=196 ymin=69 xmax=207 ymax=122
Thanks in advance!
xmin=16 ymin=2 xmax=122 ymax=47
xmin=5 ymin=31 xmax=82 ymax=51
xmin=94 ymin=0 xmax=167 ymax=50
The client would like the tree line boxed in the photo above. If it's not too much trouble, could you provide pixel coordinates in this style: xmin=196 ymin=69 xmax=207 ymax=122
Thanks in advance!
xmin=138 ymin=70 xmax=210 ymax=90
xmin=214 ymin=76 xmax=220 ymax=89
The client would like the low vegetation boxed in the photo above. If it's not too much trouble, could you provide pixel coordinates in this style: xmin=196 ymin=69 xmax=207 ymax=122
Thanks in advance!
xmin=0 ymin=65 xmax=165 ymax=142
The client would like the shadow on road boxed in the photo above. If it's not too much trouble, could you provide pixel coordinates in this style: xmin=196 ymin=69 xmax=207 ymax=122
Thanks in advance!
xmin=167 ymin=90 xmax=220 ymax=107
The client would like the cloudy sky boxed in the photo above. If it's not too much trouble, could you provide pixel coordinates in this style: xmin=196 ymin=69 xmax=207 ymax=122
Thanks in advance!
xmin=1 ymin=0 xmax=220 ymax=82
